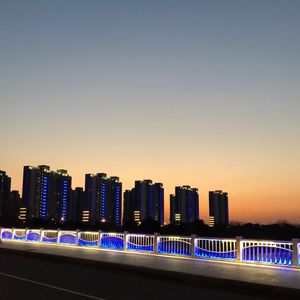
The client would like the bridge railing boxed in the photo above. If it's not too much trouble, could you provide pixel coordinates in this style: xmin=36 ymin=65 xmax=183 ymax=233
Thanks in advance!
xmin=58 ymin=230 xmax=77 ymax=245
xmin=78 ymin=231 xmax=99 ymax=247
xmin=26 ymin=229 xmax=41 ymax=242
xmin=241 ymin=240 xmax=293 ymax=266
xmin=195 ymin=238 xmax=237 ymax=260
xmin=13 ymin=228 xmax=26 ymax=240
xmin=41 ymin=230 xmax=58 ymax=243
xmin=100 ymin=232 xmax=124 ymax=250
xmin=0 ymin=228 xmax=13 ymax=239
xmin=126 ymin=234 xmax=155 ymax=253
xmin=0 ymin=228 xmax=299 ymax=267
xmin=158 ymin=235 xmax=192 ymax=256
xmin=298 ymin=243 xmax=300 ymax=266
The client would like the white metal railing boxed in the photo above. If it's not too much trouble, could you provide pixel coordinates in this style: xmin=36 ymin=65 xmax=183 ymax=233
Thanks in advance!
xmin=158 ymin=236 xmax=192 ymax=256
xmin=195 ymin=238 xmax=237 ymax=260
xmin=25 ymin=229 xmax=41 ymax=242
xmin=0 ymin=228 xmax=13 ymax=239
xmin=242 ymin=240 xmax=293 ymax=266
xmin=58 ymin=230 xmax=77 ymax=245
xmin=41 ymin=230 xmax=58 ymax=243
xmin=298 ymin=243 xmax=300 ymax=266
xmin=0 ymin=228 xmax=299 ymax=267
xmin=78 ymin=231 xmax=99 ymax=247
xmin=13 ymin=229 xmax=26 ymax=240
xmin=100 ymin=232 xmax=124 ymax=249
xmin=126 ymin=234 xmax=155 ymax=252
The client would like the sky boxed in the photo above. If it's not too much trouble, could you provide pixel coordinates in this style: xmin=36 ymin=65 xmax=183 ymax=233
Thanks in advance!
xmin=0 ymin=0 xmax=300 ymax=224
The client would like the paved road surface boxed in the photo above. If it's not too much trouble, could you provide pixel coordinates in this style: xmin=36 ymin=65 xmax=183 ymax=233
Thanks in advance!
xmin=0 ymin=251 xmax=270 ymax=300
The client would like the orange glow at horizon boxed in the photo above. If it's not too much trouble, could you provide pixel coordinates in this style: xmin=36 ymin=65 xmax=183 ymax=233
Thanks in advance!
xmin=2 ymin=148 xmax=299 ymax=225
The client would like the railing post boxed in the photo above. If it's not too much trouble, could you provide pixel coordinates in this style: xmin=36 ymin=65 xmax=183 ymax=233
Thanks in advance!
xmin=154 ymin=232 xmax=159 ymax=254
xmin=236 ymin=236 xmax=243 ymax=262
xmin=57 ymin=228 xmax=60 ymax=244
xmin=76 ymin=229 xmax=80 ymax=246
xmin=40 ymin=228 xmax=43 ymax=242
xmin=292 ymin=239 xmax=299 ymax=267
xmin=191 ymin=234 xmax=197 ymax=258
xmin=25 ymin=227 xmax=28 ymax=241
xmin=124 ymin=231 xmax=128 ymax=251
xmin=98 ymin=230 xmax=102 ymax=248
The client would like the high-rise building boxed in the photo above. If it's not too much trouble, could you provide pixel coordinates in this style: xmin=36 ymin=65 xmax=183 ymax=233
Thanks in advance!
xmin=54 ymin=169 xmax=72 ymax=223
xmin=209 ymin=190 xmax=229 ymax=227
xmin=70 ymin=187 xmax=85 ymax=224
xmin=21 ymin=165 xmax=72 ymax=222
xmin=123 ymin=189 xmax=133 ymax=223
xmin=0 ymin=170 xmax=11 ymax=220
xmin=85 ymin=173 xmax=122 ymax=226
xmin=170 ymin=186 xmax=199 ymax=223
xmin=123 ymin=180 xmax=164 ymax=225
xmin=5 ymin=190 xmax=21 ymax=224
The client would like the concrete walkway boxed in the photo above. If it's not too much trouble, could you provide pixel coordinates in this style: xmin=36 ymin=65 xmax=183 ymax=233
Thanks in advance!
xmin=0 ymin=240 xmax=300 ymax=292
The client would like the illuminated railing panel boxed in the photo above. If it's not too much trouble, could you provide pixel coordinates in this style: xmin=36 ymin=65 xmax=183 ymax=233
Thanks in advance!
xmin=1 ymin=228 xmax=13 ymax=239
xmin=13 ymin=229 xmax=26 ymax=240
xmin=100 ymin=233 xmax=124 ymax=249
xmin=78 ymin=232 xmax=99 ymax=247
xmin=158 ymin=236 xmax=191 ymax=256
xmin=127 ymin=234 xmax=155 ymax=252
xmin=26 ymin=230 xmax=41 ymax=242
xmin=298 ymin=243 xmax=300 ymax=266
xmin=41 ymin=230 xmax=58 ymax=243
xmin=242 ymin=240 xmax=293 ymax=266
xmin=58 ymin=231 xmax=77 ymax=245
xmin=195 ymin=238 xmax=237 ymax=260
xmin=1 ymin=227 xmax=299 ymax=268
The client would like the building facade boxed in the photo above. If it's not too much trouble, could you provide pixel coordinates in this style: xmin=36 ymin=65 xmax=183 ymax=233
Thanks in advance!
xmin=54 ymin=169 xmax=72 ymax=223
xmin=209 ymin=190 xmax=229 ymax=227
xmin=85 ymin=173 xmax=122 ymax=226
xmin=123 ymin=180 xmax=164 ymax=226
xmin=70 ymin=187 xmax=85 ymax=224
xmin=0 ymin=170 xmax=12 ymax=221
xmin=170 ymin=186 xmax=199 ymax=223
xmin=5 ymin=190 xmax=21 ymax=224
xmin=21 ymin=165 xmax=72 ymax=222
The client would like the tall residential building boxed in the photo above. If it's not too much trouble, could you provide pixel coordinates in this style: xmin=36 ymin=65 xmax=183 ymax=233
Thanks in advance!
xmin=209 ymin=190 xmax=229 ymax=227
xmin=54 ymin=169 xmax=72 ymax=222
xmin=21 ymin=165 xmax=72 ymax=222
xmin=70 ymin=187 xmax=85 ymax=224
xmin=0 ymin=170 xmax=11 ymax=220
xmin=5 ymin=190 xmax=21 ymax=224
xmin=123 ymin=180 xmax=164 ymax=225
xmin=170 ymin=186 xmax=199 ymax=223
xmin=85 ymin=173 xmax=122 ymax=226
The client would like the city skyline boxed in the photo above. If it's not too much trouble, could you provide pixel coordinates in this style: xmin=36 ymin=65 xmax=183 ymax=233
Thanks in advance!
xmin=0 ymin=163 xmax=298 ymax=225
xmin=1 ymin=1 xmax=300 ymax=224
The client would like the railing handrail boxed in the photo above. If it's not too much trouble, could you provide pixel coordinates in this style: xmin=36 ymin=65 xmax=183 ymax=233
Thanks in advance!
xmin=158 ymin=235 xmax=192 ymax=239
xmin=242 ymin=239 xmax=293 ymax=244
xmin=195 ymin=237 xmax=237 ymax=241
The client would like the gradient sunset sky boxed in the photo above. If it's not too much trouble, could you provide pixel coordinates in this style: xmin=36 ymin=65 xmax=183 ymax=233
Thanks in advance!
xmin=1 ymin=0 xmax=299 ymax=224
